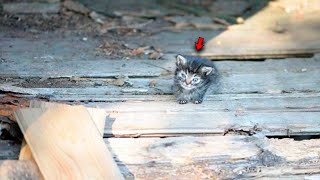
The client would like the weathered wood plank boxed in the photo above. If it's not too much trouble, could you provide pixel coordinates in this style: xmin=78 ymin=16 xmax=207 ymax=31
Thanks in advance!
xmin=91 ymin=93 xmax=319 ymax=137
xmin=0 ymin=60 xmax=164 ymax=78
xmin=3 ymin=2 xmax=60 ymax=14
xmin=14 ymin=107 xmax=123 ymax=180
xmin=1 ymin=70 xmax=319 ymax=96
xmin=96 ymin=94 xmax=320 ymax=113
xmin=1 ymin=55 xmax=319 ymax=79
xmin=105 ymin=136 xmax=320 ymax=179
xmin=200 ymin=0 xmax=320 ymax=59
xmin=104 ymin=111 xmax=320 ymax=137
xmin=1 ymin=136 xmax=320 ymax=179
xmin=44 ymin=92 xmax=320 ymax=102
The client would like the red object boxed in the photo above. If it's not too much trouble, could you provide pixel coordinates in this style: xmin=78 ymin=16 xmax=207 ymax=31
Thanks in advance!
xmin=195 ymin=37 xmax=204 ymax=51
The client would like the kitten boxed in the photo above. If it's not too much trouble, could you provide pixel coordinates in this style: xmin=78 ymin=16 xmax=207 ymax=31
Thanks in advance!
xmin=174 ymin=55 xmax=218 ymax=104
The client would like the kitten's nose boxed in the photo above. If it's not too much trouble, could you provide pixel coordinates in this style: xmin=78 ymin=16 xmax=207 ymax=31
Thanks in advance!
xmin=185 ymin=80 xmax=191 ymax=85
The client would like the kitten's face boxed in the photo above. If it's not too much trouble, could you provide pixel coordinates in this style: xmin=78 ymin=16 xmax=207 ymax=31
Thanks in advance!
xmin=177 ymin=69 xmax=202 ymax=90
xmin=175 ymin=55 xmax=213 ymax=90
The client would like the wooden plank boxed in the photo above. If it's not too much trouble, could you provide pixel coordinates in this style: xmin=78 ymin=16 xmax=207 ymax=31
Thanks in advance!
xmin=1 ymin=70 xmax=319 ymax=96
xmin=1 ymin=55 xmax=319 ymax=78
xmin=28 ymin=101 xmax=107 ymax=135
xmin=45 ymin=92 xmax=320 ymax=102
xmin=105 ymin=136 xmax=320 ymax=179
xmin=200 ymin=0 xmax=320 ymax=59
xmin=19 ymin=101 xmax=108 ymax=180
xmin=3 ymin=2 xmax=60 ymax=14
xmin=14 ymin=106 xmax=123 ymax=180
xmin=89 ymin=93 xmax=320 ymax=137
xmin=0 ymin=60 xmax=164 ymax=78
xmin=1 ymin=136 xmax=320 ymax=179
xmin=104 ymin=111 xmax=320 ymax=137
xmin=97 ymin=94 xmax=320 ymax=113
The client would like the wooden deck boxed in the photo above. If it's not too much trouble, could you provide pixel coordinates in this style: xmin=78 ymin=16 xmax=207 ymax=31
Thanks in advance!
xmin=1 ymin=49 xmax=320 ymax=178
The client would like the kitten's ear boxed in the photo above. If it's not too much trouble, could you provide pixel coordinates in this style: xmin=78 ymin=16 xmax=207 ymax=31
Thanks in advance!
xmin=176 ymin=55 xmax=187 ymax=66
xmin=201 ymin=66 xmax=214 ymax=76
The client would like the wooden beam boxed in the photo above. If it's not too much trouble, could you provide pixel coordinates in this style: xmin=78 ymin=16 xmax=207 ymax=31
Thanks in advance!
xmin=14 ymin=106 xmax=123 ymax=179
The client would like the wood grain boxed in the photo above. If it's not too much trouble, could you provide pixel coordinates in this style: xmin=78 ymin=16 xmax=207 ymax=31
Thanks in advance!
xmin=14 ymin=106 xmax=123 ymax=180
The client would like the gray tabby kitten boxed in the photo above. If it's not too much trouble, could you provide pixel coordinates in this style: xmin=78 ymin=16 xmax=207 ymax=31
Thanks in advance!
xmin=174 ymin=55 xmax=218 ymax=104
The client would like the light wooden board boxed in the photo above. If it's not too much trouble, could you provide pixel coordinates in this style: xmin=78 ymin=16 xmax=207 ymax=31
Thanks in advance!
xmin=14 ymin=106 xmax=123 ymax=180
xmin=19 ymin=101 xmax=109 ymax=180
xmin=28 ymin=101 xmax=107 ymax=135
xmin=200 ymin=0 xmax=320 ymax=59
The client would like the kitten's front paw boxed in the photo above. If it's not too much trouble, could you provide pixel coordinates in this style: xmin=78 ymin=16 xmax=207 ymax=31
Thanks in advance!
xmin=178 ymin=100 xmax=188 ymax=104
xmin=193 ymin=100 xmax=203 ymax=104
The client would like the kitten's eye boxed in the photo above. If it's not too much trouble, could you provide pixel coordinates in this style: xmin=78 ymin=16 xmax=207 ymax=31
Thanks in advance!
xmin=180 ymin=72 xmax=186 ymax=78
xmin=192 ymin=77 xmax=200 ymax=83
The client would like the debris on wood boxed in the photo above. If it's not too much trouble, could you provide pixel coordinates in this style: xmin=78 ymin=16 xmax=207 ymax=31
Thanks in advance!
xmin=121 ymin=88 xmax=148 ymax=93
xmin=97 ymin=41 xmax=132 ymax=58
xmin=131 ymin=46 xmax=163 ymax=59
xmin=212 ymin=17 xmax=231 ymax=26
xmin=209 ymin=0 xmax=251 ymax=17
xmin=0 ymin=83 xmax=52 ymax=96
xmin=0 ymin=95 xmax=29 ymax=119
xmin=271 ymin=22 xmax=287 ymax=33
xmin=2 ymin=2 xmax=60 ymax=14
xmin=149 ymin=80 xmax=157 ymax=88
xmin=89 ymin=11 xmax=107 ymax=24
xmin=166 ymin=16 xmax=226 ymax=30
xmin=113 ymin=10 xmax=165 ymax=18
xmin=62 ymin=0 xmax=90 ymax=15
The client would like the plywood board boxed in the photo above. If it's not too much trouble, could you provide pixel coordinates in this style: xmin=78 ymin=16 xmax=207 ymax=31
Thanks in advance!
xmin=14 ymin=106 xmax=123 ymax=180
xmin=200 ymin=0 xmax=320 ymax=59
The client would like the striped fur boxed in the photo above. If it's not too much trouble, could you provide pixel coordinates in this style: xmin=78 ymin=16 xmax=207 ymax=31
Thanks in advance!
xmin=174 ymin=55 xmax=219 ymax=104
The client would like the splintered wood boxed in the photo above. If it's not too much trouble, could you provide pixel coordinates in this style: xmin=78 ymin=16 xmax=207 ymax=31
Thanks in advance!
xmin=14 ymin=101 xmax=123 ymax=180
xmin=200 ymin=0 xmax=320 ymax=59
